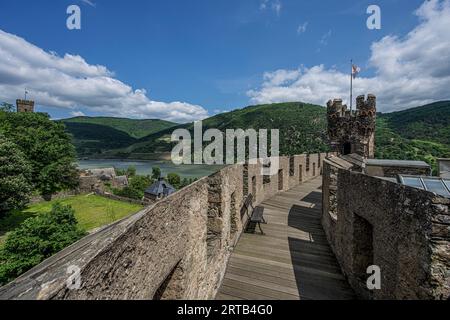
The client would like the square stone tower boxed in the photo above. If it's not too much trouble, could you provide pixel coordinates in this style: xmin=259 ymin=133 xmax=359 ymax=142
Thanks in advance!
xmin=326 ymin=94 xmax=376 ymax=159
xmin=16 ymin=99 xmax=35 ymax=113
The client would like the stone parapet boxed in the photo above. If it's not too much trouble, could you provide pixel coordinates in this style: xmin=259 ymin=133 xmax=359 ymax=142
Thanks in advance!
xmin=0 ymin=154 xmax=327 ymax=300
xmin=322 ymin=160 xmax=450 ymax=299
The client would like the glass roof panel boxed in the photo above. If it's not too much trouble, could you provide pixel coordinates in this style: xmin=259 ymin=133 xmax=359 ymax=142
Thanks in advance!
xmin=422 ymin=179 xmax=450 ymax=197
xmin=402 ymin=177 xmax=425 ymax=190
xmin=444 ymin=180 xmax=450 ymax=191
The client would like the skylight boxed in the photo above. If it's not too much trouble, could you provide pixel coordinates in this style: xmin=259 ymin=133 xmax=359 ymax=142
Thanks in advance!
xmin=443 ymin=179 xmax=450 ymax=192
xmin=398 ymin=175 xmax=450 ymax=198
xmin=402 ymin=177 xmax=425 ymax=190
xmin=422 ymin=179 xmax=450 ymax=197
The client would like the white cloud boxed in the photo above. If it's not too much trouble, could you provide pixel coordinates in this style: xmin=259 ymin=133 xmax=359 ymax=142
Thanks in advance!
xmin=262 ymin=69 xmax=301 ymax=87
xmin=319 ymin=30 xmax=332 ymax=46
xmin=81 ymin=0 xmax=96 ymax=7
xmin=260 ymin=0 xmax=282 ymax=16
xmin=0 ymin=30 xmax=208 ymax=123
xmin=260 ymin=0 xmax=268 ymax=10
xmin=213 ymin=108 xmax=230 ymax=115
xmin=297 ymin=22 xmax=308 ymax=35
xmin=248 ymin=0 xmax=450 ymax=112
xmin=272 ymin=1 xmax=282 ymax=16
xmin=70 ymin=111 xmax=86 ymax=117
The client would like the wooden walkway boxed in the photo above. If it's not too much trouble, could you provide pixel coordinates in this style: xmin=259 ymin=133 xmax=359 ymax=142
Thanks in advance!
xmin=216 ymin=177 xmax=355 ymax=300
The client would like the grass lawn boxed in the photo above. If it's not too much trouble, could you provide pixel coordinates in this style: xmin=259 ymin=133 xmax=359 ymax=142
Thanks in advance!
xmin=0 ymin=194 xmax=143 ymax=246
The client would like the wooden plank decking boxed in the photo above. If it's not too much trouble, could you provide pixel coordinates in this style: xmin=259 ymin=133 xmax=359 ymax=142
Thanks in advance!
xmin=216 ymin=177 xmax=355 ymax=300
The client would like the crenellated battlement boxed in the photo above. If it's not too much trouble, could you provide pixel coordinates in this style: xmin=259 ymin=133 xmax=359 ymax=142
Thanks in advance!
xmin=327 ymin=99 xmax=349 ymax=118
xmin=16 ymin=99 xmax=35 ymax=113
xmin=356 ymin=94 xmax=376 ymax=112
xmin=327 ymin=94 xmax=376 ymax=118
xmin=327 ymin=94 xmax=376 ymax=158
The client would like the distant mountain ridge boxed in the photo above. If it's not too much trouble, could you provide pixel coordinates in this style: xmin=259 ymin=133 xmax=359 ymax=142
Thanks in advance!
xmin=62 ymin=122 xmax=137 ymax=156
xmin=60 ymin=117 xmax=177 ymax=157
xmin=379 ymin=101 xmax=450 ymax=146
xmin=375 ymin=101 xmax=450 ymax=172
xmin=61 ymin=101 xmax=450 ymax=171
xmin=62 ymin=116 xmax=177 ymax=139
xmin=128 ymin=102 xmax=330 ymax=157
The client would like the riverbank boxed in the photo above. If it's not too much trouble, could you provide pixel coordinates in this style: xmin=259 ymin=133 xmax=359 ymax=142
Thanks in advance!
xmin=77 ymin=159 xmax=225 ymax=179
xmin=80 ymin=152 xmax=172 ymax=161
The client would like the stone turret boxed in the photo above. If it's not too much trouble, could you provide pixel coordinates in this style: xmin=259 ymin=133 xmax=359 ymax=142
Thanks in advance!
xmin=326 ymin=94 xmax=376 ymax=158
xmin=16 ymin=99 xmax=35 ymax=113
xmin=355 ymin=94 xmax=376 ymax=158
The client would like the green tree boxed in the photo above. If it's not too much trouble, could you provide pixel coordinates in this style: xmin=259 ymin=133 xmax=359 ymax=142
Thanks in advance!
xmin=0 ymin=135 xmax=33 ymax=218
xmin=113 ymin=186 xmax=143 ymax=200
xmin=112 ymin=175 xmax=152 ymax=200
xmin=167 ymin=173 xmax=181 ymax=189
xmin=0 ymin=204 xmax=86 ymax=285
xmin=0 ymin=112 xmax=78 ymax=200
xmin=115 ymin=167 xmax=126 ymax=176
xmin=0 ymin=102 xmax=14 ymax=112
xmin=180 ymin=177 xmax=197 ymax=189
xmin=151 ymin=166 xmax=161 ymax=180
xmin=129 ymin=175 xmax=152 ymax=193
xmin=126 ymin=166 xmax=137 ymax=177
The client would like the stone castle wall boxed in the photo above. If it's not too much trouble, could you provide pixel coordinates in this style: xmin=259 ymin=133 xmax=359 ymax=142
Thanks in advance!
xmin=322 ymin=161 xmax=450 ymax=299
xmin=0 ymin=154 xmax=328 ymax=300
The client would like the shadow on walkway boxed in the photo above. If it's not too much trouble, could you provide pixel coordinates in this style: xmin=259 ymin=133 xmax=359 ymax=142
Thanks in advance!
xmin=287 ymin=191 xmax=354 ymax=300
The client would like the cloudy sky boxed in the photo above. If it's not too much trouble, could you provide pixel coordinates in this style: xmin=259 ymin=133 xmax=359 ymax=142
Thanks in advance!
xmin=0 ymin=0 xmax=448 ymax=122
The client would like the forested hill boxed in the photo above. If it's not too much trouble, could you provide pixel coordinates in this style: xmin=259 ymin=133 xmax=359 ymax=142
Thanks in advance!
xmin=60 ymin=101 xmax=450 ymax=171
xmin=379 ymin=101 xmax=450 ymax=146
xmin=59 ymin=117 xmax=177 ymax=156
xmin=128 ymin=102 xmax=330 ymax=156
xmin=375 ymin=101 xmax=450 ymax=171
xmin=61 ymin=117 xmax=177 ymax=139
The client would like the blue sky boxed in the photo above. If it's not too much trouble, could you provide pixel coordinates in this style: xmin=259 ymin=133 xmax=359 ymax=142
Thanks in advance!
xmin=0 ymin=0 xmax=449 ymax=122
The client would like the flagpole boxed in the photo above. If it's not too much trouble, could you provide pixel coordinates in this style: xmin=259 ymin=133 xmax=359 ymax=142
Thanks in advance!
xmin=350 ymin=60 xmax=353 ymax=113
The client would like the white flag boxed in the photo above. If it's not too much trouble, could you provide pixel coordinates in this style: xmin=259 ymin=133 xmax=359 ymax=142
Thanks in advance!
xmin=352 ymin=65 xmax=361 ymax=79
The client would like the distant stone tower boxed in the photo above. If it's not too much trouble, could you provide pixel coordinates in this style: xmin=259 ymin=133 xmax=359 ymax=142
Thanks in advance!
xmin=326 ymin=94 xmax=376 ymax=158
xmin=16 ymin=99 xmax=35 ymax=113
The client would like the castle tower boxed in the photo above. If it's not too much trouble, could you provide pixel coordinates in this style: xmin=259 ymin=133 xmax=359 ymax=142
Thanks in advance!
xmin=327 ymin=98 xmax=346 ymax=153
xmin=16 ymin=99 xmax=35 ymax=113
xmin=326 ymin=94 xmax=376 ymax=159
xmin=355 ymin=94 xmax=376 ymax=158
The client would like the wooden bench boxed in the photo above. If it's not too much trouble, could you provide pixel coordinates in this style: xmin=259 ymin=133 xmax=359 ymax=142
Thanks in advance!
xmin=240 ymin=194 xmax=267 ymax=235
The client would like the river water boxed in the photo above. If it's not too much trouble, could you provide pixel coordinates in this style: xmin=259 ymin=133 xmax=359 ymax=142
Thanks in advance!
xmin=77 ymin=159 xmax=224 ymax=179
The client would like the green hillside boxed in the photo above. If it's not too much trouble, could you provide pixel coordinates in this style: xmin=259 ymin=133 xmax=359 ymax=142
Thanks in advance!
xmin=379 ymin=101 xmax=450 ymax=146
xmin=376 ymin=101 xmax=450 ymax=173
xmin=61 ymin=101 xmax=450 ymax=172
xmin=63 ymin=122 xmax=137 ymax=156
xmin=61 ymin=117 xmax=177 ymax=139
xmin=127 ymin=102 xmax=330 ymax=156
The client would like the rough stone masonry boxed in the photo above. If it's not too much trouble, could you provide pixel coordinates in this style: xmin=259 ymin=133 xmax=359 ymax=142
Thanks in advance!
xmin=322 ymin=94 xmax=449 ymax=299
xmin=0 ymin=154 xmax=326 ymax=300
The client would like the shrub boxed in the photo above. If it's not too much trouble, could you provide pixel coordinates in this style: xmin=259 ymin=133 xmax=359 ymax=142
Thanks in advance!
xmin=129 ymin=175 xmax=152 ymax=192
xmin=113 ymin=186 xmax=143 ymax=200
xmin=0 ymin=204 xmax=86 ymax=285
xmin=167 ymin=173 xmax=181 ymax=189
xmin=126 ymin=166 xmax=137 ymax=177
xmin=115 ymin=167 xmax=126 ymax=176
xmin=180 ymin=177 xmax=197 ymax=189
